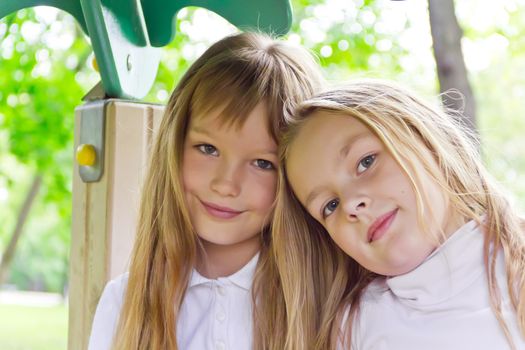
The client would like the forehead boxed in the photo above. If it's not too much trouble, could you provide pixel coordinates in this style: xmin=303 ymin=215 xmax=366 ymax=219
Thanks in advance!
xmin=288 ymin=111 xmax=371 ymax=162
xmin=190 ymin=102 xmax=277 ymax=148
xmin=286 ymin=112 xmax=372 ymax=201
xmin=192 ymin=95 xmax=274 ymax=132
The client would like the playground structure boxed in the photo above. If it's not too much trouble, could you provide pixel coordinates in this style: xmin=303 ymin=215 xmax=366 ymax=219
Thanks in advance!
xmin=1 ymin=1 xmax=292 ymax=348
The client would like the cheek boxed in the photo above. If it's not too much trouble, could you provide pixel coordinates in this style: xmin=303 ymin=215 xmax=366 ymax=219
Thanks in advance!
xmin=424 ymin=182 xmax=450 ymax=224
xmin=246 ymin=173 xmax=277 ymax=211
xmin=397 ymin=182 xmax=416 ymax=209
xmin=382 ymin=165 xmax=418 ymax=210
xmin=182 ymin=150 xmax=209 ymax=190
xmin=326 ymin=219 xmax=349 ymax=248
xmin=330 ymin=226 xmax=358 ymax=257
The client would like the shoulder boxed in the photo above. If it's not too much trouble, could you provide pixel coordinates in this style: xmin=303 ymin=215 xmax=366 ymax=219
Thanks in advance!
xmin=95 ymin=273 xmax=129 ymax=313
xmin=87 ymin=273 xmax=129 ymax=350
xmin=103 ymin=273 xmax=129 ymax=303
xmin=98 ymin=272 xmax=129 ymax=317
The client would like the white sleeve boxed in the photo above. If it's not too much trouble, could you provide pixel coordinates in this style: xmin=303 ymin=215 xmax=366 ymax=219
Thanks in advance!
xmin=87 ymin=274 xmax=128 ymax=350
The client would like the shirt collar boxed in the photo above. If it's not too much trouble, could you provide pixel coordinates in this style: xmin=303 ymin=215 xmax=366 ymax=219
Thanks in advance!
xmin=386 ymin=219 xmax=485 ymax=307
xmin=188 ymin=252 xmax=260 ymax=291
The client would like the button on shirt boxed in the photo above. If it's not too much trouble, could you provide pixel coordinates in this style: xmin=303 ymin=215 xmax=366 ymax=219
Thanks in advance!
xmin=88 ymin=253 xmax=259 ymax=350
xmin=348 ymin=220 xmax=525 ymax=350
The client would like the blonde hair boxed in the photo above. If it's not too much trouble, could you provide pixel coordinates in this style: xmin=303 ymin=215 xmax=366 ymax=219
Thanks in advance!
xmin=274 ymin=79 xmax=525 ymax=349
xmin=112 ymin=32 xmax=323 ymax=350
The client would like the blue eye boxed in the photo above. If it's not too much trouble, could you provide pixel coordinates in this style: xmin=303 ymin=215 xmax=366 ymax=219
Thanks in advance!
xmin=357 ymin=154 xmax=376 ymax=174
xmin=323 ymin=198 xmax=339 ymax=218
xmin=197 ymin=144 xmax=218 ymax=156
xmin=254 ymin=159 xmax=275 ymax=170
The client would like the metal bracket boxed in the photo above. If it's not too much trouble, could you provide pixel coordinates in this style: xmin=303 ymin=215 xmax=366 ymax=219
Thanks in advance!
xmin=77 ymin=100 xmax=107 ymax=183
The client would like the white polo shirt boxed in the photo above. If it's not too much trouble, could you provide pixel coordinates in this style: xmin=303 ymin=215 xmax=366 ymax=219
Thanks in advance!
xmin=347 ymin=220 xmax=525 ymax=350
xmin=88 ymin=253 xmax=258 ymax=350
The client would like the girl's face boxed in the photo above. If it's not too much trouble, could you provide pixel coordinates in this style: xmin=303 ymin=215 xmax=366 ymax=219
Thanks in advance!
xmin=287 ymin=111 xmax=460 ymax=276
xmin=182 ymin=102 xmax=278 ymax=254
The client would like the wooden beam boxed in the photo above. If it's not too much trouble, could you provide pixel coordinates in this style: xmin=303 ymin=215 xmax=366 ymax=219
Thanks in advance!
xmin=68 ymin=100 xmax=164 ymax=350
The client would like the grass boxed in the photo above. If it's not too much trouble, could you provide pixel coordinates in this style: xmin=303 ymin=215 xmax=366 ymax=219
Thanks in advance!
xmin=0 ymin=304 xmax=68 ymax=350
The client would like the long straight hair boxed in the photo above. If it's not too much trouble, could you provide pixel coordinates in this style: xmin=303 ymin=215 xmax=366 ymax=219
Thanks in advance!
xmin=274 ymin=79 xmax=525 ymax=349
xmin=112 ymin=32 xmax=323 ymax=350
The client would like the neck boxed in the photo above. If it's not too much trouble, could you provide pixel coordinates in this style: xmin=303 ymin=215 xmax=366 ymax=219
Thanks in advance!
xmin=196 ymin=235 xmax=261 ymax=279
xmin=441 ymin=211 xmax=468 ymax=243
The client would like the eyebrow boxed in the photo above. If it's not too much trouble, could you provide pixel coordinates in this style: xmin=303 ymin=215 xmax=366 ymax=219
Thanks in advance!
xmin=304 ymin=186 xmax=329 ymax=212
xmin=303 ymin=132 xmax=369 ymax=209
xmin=189 ymin=126 xmax=212 ymax=136
xmin=189 ymin=126 xmax=278 ymax=155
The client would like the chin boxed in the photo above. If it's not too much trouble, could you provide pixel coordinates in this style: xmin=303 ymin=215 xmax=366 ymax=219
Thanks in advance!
xmin=198 ymin=233 xmax=234 ymax=245
xmin=198 ymin=232 xmax=251 ymax=247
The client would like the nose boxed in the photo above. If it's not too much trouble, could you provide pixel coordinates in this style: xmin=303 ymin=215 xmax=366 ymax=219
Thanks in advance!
xmin=341 ymin=194 xmax=370 ymax=221
xmin=210 ymin=161 xmax=241 ymax=197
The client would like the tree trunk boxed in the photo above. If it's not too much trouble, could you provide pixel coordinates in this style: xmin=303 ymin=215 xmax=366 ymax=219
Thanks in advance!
xmin=428 ymin=0 xmax=477 ymax=135
xmin=0 ymin=174 xmax=42 ymax=285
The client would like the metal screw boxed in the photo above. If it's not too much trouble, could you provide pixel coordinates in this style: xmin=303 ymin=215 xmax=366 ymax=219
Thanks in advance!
xmin=126 ymin=54 xmax=132 ymax=71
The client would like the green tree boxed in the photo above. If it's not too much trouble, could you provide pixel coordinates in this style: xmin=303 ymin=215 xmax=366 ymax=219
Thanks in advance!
xmin=0 ymin=9 xmax=91 ymax=291
xmin=429 ymin=0 xmax=477 ymax=133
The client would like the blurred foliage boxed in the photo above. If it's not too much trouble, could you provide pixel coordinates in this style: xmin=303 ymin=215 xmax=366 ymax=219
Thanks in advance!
xmin=0 ymin=9 xmax=89 ymax=292
xmin=1 ymin=0 xmax=525 ymax=293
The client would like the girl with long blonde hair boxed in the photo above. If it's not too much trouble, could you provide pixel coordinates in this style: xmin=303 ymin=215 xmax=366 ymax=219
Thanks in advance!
xmin=88 ymin=32 xmax=323 ymax=350
xmin=274 ymin=79 xmax=525 ymax=349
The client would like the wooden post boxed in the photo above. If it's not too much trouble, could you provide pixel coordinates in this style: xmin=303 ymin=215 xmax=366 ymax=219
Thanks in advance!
xmin=68 ymin=100 xmax=164 ymax=350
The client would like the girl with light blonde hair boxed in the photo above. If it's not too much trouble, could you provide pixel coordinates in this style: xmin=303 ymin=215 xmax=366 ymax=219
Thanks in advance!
xmin=274 ymin=79 xmax=525 ymax=349
xmin=87 ymin=31 xmax=323 ymax=350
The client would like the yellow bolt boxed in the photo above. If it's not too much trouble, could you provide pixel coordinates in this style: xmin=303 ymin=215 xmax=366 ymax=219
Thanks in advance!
xmin=92 ymin=56 xmax=99 ymax=72
xmin=76 ymin=144 xmax=97 ymax=166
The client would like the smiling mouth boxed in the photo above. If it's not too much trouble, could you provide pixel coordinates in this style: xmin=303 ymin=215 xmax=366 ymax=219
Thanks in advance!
xmin=200 ymin=200 xmax=244 ymax=219
xmin=367 ymin=208 xmax=398 ymax=243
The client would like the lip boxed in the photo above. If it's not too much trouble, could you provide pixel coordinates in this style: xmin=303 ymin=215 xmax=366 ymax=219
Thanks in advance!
xmin=367 ymin=208 xmax=398 ymax=243
xmin=200 ymin=200 xmax=243 ymax=219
